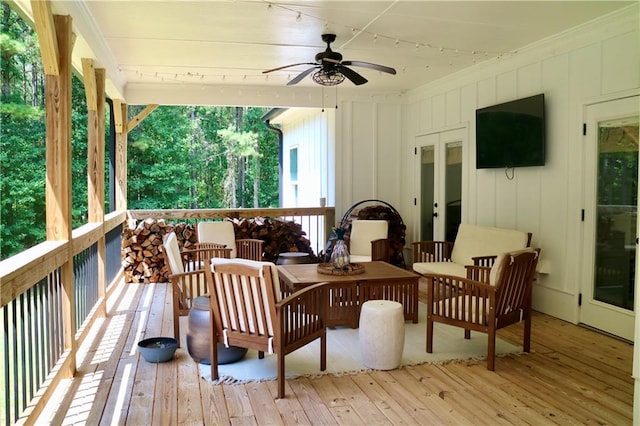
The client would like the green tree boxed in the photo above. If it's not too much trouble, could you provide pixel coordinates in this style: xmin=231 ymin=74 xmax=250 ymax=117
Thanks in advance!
xmin=1 ymin=3 xmax=282 ymax=259
xmin=1 ymin=3 xmax=47 ymax=259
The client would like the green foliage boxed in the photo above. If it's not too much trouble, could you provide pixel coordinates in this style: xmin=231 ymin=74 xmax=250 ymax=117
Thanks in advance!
xmin=0 ymin=110 xmax=46 ymax=257
xmin=1 ymin=4 xmax=282 ymax=260
xmin=127 ymin=105 xmax=280 ymax=210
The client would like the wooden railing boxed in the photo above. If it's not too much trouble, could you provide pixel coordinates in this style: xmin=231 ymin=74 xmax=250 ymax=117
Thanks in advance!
xmin=0 ymin=210 xmax=126 ymax=425
xmin=0 ymin=206 xmax=334 ymax=424
xmin=127 ymin=207 xmax=336 ymax=257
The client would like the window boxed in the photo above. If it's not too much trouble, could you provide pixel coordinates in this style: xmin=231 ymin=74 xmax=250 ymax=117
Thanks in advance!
xmin=289 ymin=147 xmax=299 ymax=205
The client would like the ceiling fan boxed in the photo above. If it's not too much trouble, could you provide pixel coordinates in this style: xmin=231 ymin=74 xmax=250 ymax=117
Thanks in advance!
xmin=263 ymin=33 xmax=396 ymax=86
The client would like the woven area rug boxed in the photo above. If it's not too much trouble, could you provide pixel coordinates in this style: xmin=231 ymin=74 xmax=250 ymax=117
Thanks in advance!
xmin=201 ymin=303 xmax=521 ymax=384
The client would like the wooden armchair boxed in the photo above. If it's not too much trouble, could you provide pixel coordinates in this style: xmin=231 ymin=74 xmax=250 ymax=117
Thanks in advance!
xmin=413 ymin=223 xmax=532 ymax=278
xmin=425 ymin=248 xmax=540 ymax=370
xmin=162 ymin=231 xmax=232 ymax=344
xmin=348 ymin=219 xmax=390 ymax=263
xmin=204 ymin=258 xmax=327 ymax=399
xmin=197 ymin=220 xmax=264 ymax=261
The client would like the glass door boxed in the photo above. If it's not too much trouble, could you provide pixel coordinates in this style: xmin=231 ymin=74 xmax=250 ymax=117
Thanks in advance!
xmin=581 ymin=96 xmax=639 ymax=341
xmin=419 ymin=144 xmax=436 ymax=241
xmin=416 ymin=128 xmax=465 ymax=242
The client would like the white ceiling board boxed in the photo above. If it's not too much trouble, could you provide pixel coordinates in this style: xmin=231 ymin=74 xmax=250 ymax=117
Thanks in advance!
xmin=13 ymin=0 xmax=635 ymax=104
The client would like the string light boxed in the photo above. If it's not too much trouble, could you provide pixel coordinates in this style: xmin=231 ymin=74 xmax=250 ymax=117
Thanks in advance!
xmin=263 ymin=1 xmax=510 ymax=60
xmin=118 ymin=0 xmax=514 ymax=87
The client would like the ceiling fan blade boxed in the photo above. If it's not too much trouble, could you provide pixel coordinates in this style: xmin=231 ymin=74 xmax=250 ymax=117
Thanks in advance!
xmin=263 ymin=62 xmax=317 ymax=74
xmin=287 ymin=66 xmax=319 ymax=86
xmin=338 ymin=65 xmax=368 ymax=86
xmin=341 ymin=60 xmax=396 ymax=75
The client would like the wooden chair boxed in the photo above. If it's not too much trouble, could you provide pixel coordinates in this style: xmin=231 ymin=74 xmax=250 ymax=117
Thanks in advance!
xmin=204 ymin=258 xmax=327 ymax=398
xmin=413 ymin=223 xmax=533 ymax=278
xmin=162 ymin=231 xmax=232 ymax=344
xmin=197 ymin=220 xmax=264 ymax=261
xmin=425 ymin=248 xmax=540 ymax=370
xmin=348 ymin=219 xmax=390 ymax=263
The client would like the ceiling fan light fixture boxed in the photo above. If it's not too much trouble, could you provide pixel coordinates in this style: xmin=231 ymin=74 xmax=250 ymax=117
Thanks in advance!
xmin=312 ymin=69 xmax=345 ymax=86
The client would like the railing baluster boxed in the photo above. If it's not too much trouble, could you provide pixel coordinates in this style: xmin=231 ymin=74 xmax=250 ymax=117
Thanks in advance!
xmin=2 ymin=208 xmax=330 ymax=423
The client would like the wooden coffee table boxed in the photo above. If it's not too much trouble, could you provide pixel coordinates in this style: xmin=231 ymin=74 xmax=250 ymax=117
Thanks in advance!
xmin=277 ymin=261 xmax=419 ymax=328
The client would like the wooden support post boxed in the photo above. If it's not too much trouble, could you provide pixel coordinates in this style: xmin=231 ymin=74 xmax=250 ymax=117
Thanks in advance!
xmin=325 ymin=208 xmax=336 ymax=246
xmin=115 ymin=102 xmax=128 ymax=211
xmin=43 ymin=12 xmax=75 ymax=376
xmin=84 ymin=58 xmax=107 ymax=317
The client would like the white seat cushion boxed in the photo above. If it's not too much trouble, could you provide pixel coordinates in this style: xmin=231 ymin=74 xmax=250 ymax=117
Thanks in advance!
xmin=412 ymin=261 xmax=467 ymax=278
xmin=349 ymin=254 xmax=372 ymax=263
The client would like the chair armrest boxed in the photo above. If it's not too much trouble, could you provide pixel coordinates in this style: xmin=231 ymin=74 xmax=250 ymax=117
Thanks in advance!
xmin=370 ymin=238 xmax=391 ymax=262
xmin=193 ymin=242 xmax=227 ymax=249
xmin=183 ymin=245 xmax=232 ymax=265
xmin=276 ymin=282 xmax=327 ymax=346
xmin=426 ymin=274 xmax=496 ymax=324
xmin=236 ymin=238 xmax=264 ymax=261
xmin=412 ymin=241 xmax=454 ymax=263
xmin=168 ymin=269 xmax=209 ymax=311
xmin=465 ymin=265 xmax=492 ymax=283
xmin=472 ymin=255 xmax=498 ymax=268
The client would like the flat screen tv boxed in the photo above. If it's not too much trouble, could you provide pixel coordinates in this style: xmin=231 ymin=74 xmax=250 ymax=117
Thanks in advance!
xmin=475 ymin=93 xmax=545 ymax=169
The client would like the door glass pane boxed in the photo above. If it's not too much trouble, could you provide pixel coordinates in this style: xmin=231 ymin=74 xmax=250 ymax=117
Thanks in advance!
xmin=420 ymin=146 xmax=435 ymax=241
xmin=445 ymin=142 xmax=462 ymax=242
xmin=594 ymin=116 xmax=639 ymax=311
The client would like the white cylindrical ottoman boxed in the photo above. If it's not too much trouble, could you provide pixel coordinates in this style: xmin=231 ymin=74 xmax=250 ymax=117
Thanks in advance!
xmin=359 ymin=300 xmax=405 ymax=370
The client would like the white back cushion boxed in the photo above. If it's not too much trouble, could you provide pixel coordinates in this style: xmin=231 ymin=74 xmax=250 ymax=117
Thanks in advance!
xmin=450 ymin=224 xmax=529 ymax=266
xmin=349 ymin=220 xmax=388 ymax=257
xmin=164 ymin=232 xmax=184 ymax=274
xmin=489 ymin=248 xmax=537 ymax=286
xmin=198 ymin=221 xmax=237 ymax=258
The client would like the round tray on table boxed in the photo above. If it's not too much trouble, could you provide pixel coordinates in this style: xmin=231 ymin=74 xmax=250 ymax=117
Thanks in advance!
xmin=317 ymin=262 xmax=365 ymax=276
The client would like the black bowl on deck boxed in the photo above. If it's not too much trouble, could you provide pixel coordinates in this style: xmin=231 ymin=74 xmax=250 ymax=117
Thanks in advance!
xmin=137 ymin=337 xmax=178 ymax=363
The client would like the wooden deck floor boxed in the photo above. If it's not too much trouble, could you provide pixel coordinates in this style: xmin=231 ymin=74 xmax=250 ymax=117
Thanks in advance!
xmin=40 ymin=279 xmax=634 ymax=425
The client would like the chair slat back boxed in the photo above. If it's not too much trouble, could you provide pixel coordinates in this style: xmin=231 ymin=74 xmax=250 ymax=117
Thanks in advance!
xmin=206 ymin=258 xmax=279 ymax=348
xmin=494 ymin=249 xmax=539 ymax=317
xmin=236 ymin=240 xmax=263 ymax=261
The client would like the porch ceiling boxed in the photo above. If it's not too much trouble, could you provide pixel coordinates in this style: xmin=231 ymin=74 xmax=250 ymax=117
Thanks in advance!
xmin=11 ymin=0 xmax=634 ymax=106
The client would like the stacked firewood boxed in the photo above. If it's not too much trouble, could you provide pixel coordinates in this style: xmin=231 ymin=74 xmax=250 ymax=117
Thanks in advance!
xmin=232 ymin=217 xmax=318 ymax=263
xmin=122 ymin=217 xmax=317 ymax=283
xmin=122 ymin=219 xmax=197 ymax=283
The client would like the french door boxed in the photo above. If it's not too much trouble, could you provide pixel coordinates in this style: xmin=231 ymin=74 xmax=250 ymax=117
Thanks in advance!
xmin=581 ymin=95 xmax=639 ymax=341
xmin=416 ymin=128 xmax=465 ymax=242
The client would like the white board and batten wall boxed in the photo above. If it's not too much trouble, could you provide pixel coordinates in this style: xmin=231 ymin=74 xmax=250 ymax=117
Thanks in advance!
xmin=276 ymin=5 xmax=639 ymax=325
xmin=401 ymin=5 xmax=639 ymax=323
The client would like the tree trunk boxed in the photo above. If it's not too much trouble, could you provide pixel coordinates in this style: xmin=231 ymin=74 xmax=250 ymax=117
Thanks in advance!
xmin=235 ymin=107 xmax=245 ymax=206
xmin=253 ymin=142 xmax=260 ymax=207
xmin=189 ymin=106 xmax=198 ymax=208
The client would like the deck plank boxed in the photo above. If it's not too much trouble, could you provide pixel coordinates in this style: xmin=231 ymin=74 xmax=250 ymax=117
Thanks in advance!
xmin=327 ymin=375 xmax=390 ymax=424
xmin=36 ymin=280 xmax=634 ymax=425
xmin=126 ymin=283 xmax=165 ymax=425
